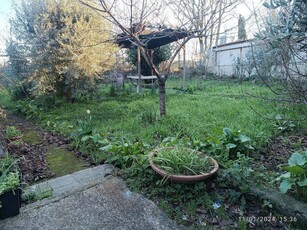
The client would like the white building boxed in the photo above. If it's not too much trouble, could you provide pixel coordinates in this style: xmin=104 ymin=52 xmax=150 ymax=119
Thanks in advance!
xmin=209 ymin=39 xmax=254 ymax=76
xmin=208 ymin=39 xmax=306 ymax=80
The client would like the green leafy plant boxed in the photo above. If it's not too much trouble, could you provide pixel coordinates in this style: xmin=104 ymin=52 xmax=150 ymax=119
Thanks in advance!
xmin=262 ymin=200 xmax=273 ymax=209
xmin=227 ymin=189 xmax=241 ymax=204
xmin=238 ymin=219 xmax=248 ymax=230
xmin=81 ymin=133 xmax=109 ymax=149
xmin=71 ymin=109 xmax=94 ymax=140
xmin=160 ymin=128 xmax=254 ymax=164
xmin=4 ymin=126 xmax=22 ymax=139
xmin=100 ymin=139 xmax=149 ymax=168
xmin=8 ymin=140 xmax=23 ymax=148
xmin=221 ymin=128 xmax=254 ymax=159
xmin=14 ymin=100 xmax=43 ymax=120
xmin=219 ymin=154 xmax=253 ymax=193
xmin=0 ymin=156 xmax=20 ymax=208
xmin=77 ymin=133 xmax=109 ymax=163
xmin=276 ymin=151 xmax=307 ymax=198
xmin=274 ymin=114 xmax=296 ymax=133
xmin=152 ymin=147 xmax=214 ymax=175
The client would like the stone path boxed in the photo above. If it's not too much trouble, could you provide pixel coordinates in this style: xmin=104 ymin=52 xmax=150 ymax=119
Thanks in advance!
xmin=0 ymin=165 xmax=186 ymax=230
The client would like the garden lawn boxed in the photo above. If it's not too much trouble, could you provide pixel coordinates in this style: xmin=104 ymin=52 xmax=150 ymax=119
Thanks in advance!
xmin=2 ymin=78 xmax=304 ymax=148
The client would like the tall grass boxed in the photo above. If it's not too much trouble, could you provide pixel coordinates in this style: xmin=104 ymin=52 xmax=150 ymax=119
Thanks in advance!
xmin=1 ymin=79 xmax=306 ymax=148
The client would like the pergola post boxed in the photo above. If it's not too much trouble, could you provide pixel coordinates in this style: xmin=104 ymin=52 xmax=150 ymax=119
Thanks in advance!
xmin=137 ymin=46 xmax=142 ymax=93
xmin=150 ymin=49 xmax=154 ymax=76
xmin=182 ymin=44 xmax=187 ymax=88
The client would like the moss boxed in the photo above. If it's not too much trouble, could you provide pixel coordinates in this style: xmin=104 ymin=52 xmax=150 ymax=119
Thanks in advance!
xmin=46 ymin=146 xmax=87 ymax=177
xmin=23 ymin=130 xmax=43 ymax=145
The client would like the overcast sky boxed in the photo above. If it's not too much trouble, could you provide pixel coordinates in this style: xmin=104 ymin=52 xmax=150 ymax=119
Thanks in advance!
xmin=0 ymin=0 xmax=13 ymax=51
xmin=225 ymin=0 xmax=265 ymax=40
xmin=0 ymin=0 xmax=265 ymax=52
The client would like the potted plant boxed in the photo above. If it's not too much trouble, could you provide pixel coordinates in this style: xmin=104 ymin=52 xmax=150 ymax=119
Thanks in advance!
xmin=149 ymin=146 xmax=219 ymax=184
xmin=0 ymin=155 xmax=21 ymax=219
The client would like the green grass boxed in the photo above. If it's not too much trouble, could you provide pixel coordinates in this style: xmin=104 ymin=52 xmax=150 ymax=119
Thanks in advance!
xmin=1 ymin=78 xmax=306 ymax=228
xmin=37 ymin=80 xmax=306 ymax=146
xmin=0 ymin=90 xmax=12 ymax=109
xmin=152 ymin=147 xmax=213 ymax=175
xmin=4 ymin=126 xmax=22 ymax=139
xmin=1 ymin=78 xmax=306 ymax=148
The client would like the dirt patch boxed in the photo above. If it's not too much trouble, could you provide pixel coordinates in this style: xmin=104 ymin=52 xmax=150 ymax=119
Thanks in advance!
xmin=253 ymin=133 xmax=307 ymax=173
xmin=0 ymin=113 xmax=91 ymax=185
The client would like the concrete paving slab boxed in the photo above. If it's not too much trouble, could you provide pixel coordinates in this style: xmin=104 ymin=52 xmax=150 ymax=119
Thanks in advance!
xmin=71 ymin=166 xmax=113 ymax=184
xmin=46 ymin=175 xmax=78 ymax=189
xmin=51 ymin=181 xmax=80 ymax=196
xmin=23 ymin=164 xmax=114 ymax=199
xmin=0 ymin=175 xmax=186 ymax=230
xmin=20 ymin=164 xmax=116 ymax=212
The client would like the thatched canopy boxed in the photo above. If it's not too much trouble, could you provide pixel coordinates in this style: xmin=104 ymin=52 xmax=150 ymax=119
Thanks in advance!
xmin=116 ymin=28 xmax=189 ymax=49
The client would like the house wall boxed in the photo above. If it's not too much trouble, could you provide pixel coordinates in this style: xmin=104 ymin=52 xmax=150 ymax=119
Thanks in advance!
xmin=209 ymin=40 xmax=253 ymax=76
xmin=208 ymin=40 xmax=306 ymax=78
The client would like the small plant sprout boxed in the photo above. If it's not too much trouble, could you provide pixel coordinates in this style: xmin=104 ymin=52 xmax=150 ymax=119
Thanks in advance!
xmin=4 ymin=126 xmax=22 ymax=139
xmin=22 ymin=184 xmax=53 ymax=204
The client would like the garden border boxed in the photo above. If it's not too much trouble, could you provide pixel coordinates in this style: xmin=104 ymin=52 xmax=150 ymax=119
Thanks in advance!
xmin=250 ymin=185 xmax=307 ymax=226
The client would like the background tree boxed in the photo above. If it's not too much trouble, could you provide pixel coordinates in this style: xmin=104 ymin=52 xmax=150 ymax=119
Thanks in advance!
xmin=8 ymin=0 xmax=117 ymax=102
xmin=6 ymin=39 xmax=29 ymax=81
xmin=126 ymin=45 xmax=171 ymax=76
xmin=169 ymin=0 xmax=242 ymax=67
xmin=81 ymin=0 xmax=241 ymax=116
xmin=238 ymin=14 xmax=247 ymax=40
xmin=254 ymin=0 xmax=307 ymax=104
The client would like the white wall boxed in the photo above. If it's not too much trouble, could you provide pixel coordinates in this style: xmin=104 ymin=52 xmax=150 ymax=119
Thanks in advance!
xmin=209 ymin=40 xmax=253 ymax=76
xmin=209 ymin=40 xmax=306 ymax=79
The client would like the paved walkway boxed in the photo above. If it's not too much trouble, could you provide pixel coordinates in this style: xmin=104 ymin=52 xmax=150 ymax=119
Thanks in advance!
xmin=0 ymin=165 xmax=186 ymax=230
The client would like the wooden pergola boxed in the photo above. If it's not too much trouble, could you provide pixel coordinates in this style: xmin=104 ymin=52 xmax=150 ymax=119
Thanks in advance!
xmin=116 ymin=27 xmax=189 ymax=92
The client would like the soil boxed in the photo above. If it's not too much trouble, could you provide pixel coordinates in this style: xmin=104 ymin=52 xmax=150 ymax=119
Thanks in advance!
xmin=253 ymin=133 xmax=307 ymax=173
xmin=0 ymin=113 xmax=92 ymax=185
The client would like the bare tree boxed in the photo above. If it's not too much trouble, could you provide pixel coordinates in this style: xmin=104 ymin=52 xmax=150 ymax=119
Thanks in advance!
xmin=80 ymin=0 xmax=242 ymax=116
xmin=168 ymin=0 xmax=242 ymax=67
xmin=79 ymin=0 xmax=189 ymax=116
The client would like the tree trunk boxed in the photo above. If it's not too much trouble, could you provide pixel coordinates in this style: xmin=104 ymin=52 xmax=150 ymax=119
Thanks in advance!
xmin=65 ymin=87 xmax=75 ymax=103
xmin=182 ymin=44 xmax=186 ymax=88
xmin=158 ymin=79 xmax=166 ymax=116
xmin=199 ymin=38 xmax=205 ymax=66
